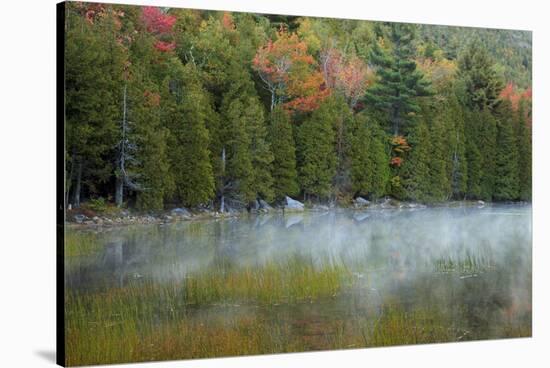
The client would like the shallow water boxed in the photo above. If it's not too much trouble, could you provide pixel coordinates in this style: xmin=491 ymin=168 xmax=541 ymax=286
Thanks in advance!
xmin=65 ymin=204 xmax=532 ymax=362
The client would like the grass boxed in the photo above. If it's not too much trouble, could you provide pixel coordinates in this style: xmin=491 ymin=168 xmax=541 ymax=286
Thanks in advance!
xmin=64 ymin=231 xmax=103 ymax=257
xmin=64 ymin=233 xmax=531 ymax=366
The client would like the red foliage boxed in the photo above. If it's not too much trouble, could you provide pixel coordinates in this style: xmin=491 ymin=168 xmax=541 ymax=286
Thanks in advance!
xmin=221 ymin=12 xmax=235 ymax=31
xmin=253 ymin=27 xmax=328 ymax=112
xmin=321 ymin=48 xmax=369 ymax=108
xmin=154 ymin=40 xmax=176 ymax=52
xmin=141 ymin=6 xmax=176 ymax=35
xmin=390 ymin=157 xmax=403 ymax=166
xmin=144 ymin=90 xmax=161 ymax=107
xmin=500 ymin=82 xmax=532 ymax=111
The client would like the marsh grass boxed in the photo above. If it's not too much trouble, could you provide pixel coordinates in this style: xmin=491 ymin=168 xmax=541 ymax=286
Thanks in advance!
xmin=64 ymin=243 xmax=530 ymax=366
xmin=65 ymin=231 xmax=103 ymax=257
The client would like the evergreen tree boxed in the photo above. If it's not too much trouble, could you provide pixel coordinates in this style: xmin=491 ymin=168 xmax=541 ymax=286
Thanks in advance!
xmin=493 ymin=101 xmax=519 ymax=201
xmin=457 ymin=40 xmax=504 ymax=111
xmin=350 ymin=114 xmax=389 ymax=199
xmin=516 ymin=99 xmax=532 ymax=201
xmin=478 ymin=109 xmax=498 ymax=201
xmin=65 ymin=7 xmax=124 ymax=206
xmin=428 ymin=117 xmax=451 ymax=201
xmin=297 ymin=99 xmax=337 ymax=199
xmin=268 ymin=106 xmax=300 ymax=200
xmin=402 ymin=120 xmax=431 ymax=202
xmin=464 ymin=109 xmax=483 ymax=199
xmin=164 ymin=64 xmax=215 ymax=207
xmin=365 ymin=23 xmax=432 ymax=135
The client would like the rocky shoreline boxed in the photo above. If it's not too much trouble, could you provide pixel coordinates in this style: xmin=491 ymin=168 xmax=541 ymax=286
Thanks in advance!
xmin=64 ymin=196 xmax=501 ymax=228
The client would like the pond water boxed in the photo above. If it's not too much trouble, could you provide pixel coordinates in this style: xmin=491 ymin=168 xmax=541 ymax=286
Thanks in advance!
xmin=64 ymin=204 xmax=532 ymax=364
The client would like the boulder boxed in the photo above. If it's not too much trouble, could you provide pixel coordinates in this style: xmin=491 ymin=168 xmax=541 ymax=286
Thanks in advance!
xmin=73 ymin=214 xmax=87 ymax=224
xmin=171 ymin=207 xmax=191 ymax=217
xmin=258 ymin=199 xmax=273 ymax=210
xmin=354 ymin=197 xmax=370 ymax=208
xmin=311 ymin=204 xmax=329 ymax=212
xmin=285 ymin=196 xmax=304 ymax=211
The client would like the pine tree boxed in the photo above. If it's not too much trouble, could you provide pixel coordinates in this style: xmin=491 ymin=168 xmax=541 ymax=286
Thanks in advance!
xmin=446 ymin=96 xmax=468 ymax=198
xmin=296 ymin=98 xmax=337 ymax=199
xmin=493 ymin=100 xmax=519 ymax=201
xmin=365 ymin=23 xmax=432 ymax=136
xmin=268 ymin=106 xmax=300 ymax=200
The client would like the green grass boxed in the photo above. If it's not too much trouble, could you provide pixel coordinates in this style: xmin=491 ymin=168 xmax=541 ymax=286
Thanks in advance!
xmin=64 ymin=250 xmax=530 ymax=366
xmin=64 ymin=231 xmax=103 ymax=257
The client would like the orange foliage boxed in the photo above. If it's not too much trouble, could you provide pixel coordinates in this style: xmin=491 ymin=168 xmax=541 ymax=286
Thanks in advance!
xmin=253 ymin=27 xmax=328 ymax=112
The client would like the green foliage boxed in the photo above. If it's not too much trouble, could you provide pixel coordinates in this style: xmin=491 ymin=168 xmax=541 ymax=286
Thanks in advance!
xmin=402 ymin=120 xmax=431 ymax=202
xmin=268 ymin=106 xmax=299 ymax=200
xmin=516 ymin=100 xmax=532 ymax=201
xmin=493 ymin=101 xmax=520 ymax=201
xmin=350 ymin=114 xmax=389 ymax=198
xmin=365 ymin=23 xmax=432 ymax=136
xmin=64 ymin=4 xmax=531 ymax=209
xmin=297 ymin=98 xmax=337 ymax=199
xmin=458 ymin=41 xmax=505 ymax=111
xmin=164 ymin=64 xmax=215 ymax=207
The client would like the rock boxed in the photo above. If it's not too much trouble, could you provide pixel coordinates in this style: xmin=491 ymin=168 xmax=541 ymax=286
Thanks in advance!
xmin=353 ymin=212 xmax=370 ymax=222
xmin=477 ymin=200 xmax=485 ymax=208
xmin=285 ymin=214 xmax=304 ymax=228
xmin=120 ymin=210 xmax=129 ymax=217
xmin=258 ymin=199 xmax=273 ymax=210
xmin=380 ymin=197 xmax=400 ymax=209
xmin=285 ymin=196 xmax=304 ymax=211
xmin=354 ymin=197 xmax=370 ymax=208
xmin=163 ymin=215 xmax=173 ymax=221
xmin=171 ymin=207 xmax=191 ymax=217
xmin=73 ymin=214 xmax=87 ymax=223
xmin=311 ymin=204 xmax=329 ymax=212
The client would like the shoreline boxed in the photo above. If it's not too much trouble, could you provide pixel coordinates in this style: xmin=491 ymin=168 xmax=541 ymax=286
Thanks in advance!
xmin=65 ymin=199 xmax=530 ymax=229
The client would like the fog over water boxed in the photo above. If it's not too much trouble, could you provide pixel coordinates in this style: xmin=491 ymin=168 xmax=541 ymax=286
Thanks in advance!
xmin=66 ymin=204 xmax=532 ymax=342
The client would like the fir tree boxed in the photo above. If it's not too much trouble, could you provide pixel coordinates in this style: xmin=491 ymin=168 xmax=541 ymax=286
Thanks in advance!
xmin=516 ymin=99 xmax=532 ymax=201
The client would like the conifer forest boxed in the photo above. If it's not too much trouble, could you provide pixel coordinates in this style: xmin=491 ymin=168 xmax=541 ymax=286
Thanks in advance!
xmin=64 ymin=2 xmax=532 ymax=212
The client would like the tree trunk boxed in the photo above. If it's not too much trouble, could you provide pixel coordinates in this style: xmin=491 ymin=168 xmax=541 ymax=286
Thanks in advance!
xmin=115 ymin=176 xmax=124 ymax=207
xmin=73 ymin=159 xmax=82 ymax=208
xmin=115 ymin=83 xmax=128 ymax=208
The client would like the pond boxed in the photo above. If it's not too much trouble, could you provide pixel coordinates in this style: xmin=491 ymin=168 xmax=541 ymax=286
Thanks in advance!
xmin=64 ymin=204 xmax=532 ymax=366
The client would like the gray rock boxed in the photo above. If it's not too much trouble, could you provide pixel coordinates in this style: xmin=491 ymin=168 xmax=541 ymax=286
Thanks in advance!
xmin=311 ymin=204 xmax=329 ymax=212
xmin=353 ymin=212 xmax=370 ymax=222
xmin=171 ymin=207 xmax=191 ymax=217
xmin=73 ymin=214 xmax=87 ymax=223
xmin=285 ymin=196 xmax=304 ymax=211
xmin=354 ymin=197 xmax=370 ymax=208
xmin=258 ymin=199 xmax=273 ymax=210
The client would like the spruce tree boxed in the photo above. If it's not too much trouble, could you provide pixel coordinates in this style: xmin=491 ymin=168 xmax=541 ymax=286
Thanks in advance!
xmin=268 ymin=106 xmax=300 ymax=200
xmin=465 ymin=109 xmax=483 ymax=199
